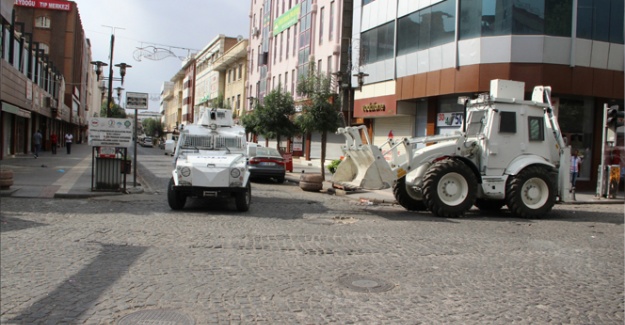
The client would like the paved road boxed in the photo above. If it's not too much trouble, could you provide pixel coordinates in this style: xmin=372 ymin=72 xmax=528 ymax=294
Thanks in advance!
xmin=1 ymin=146 xmax=623 ymax=324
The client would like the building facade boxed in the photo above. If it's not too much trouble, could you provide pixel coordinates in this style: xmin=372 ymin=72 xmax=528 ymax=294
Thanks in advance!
xmin=213 ymin=38 xmax=249 ymax=121
xmin=247 ymin=0 xmax=353 ymax=158
xmin=353 ymin=0 xmax=624 ymax=191
xmin=194 ymin=35 xmax=239 ymax=120
xmin=1 ymin=0 xmax=89 ymax=159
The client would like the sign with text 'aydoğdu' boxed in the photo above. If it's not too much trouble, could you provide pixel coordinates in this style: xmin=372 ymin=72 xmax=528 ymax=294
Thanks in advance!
xmin=88 ymin=118 xmax=134 ymax=147
xmin=126 ymin=92 xmax=149 ymax=110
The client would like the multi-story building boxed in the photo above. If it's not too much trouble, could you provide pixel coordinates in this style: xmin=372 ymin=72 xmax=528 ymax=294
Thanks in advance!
xmin=247 ymin=0 xmax=353 ymax=158
xmin=352 ymin=0 xmax=624 ymax=191
xmin=1 ymin=0 xmax=88 ymax=159
xmin=213 ymin=38 xmax=248 ymax=121
xmin=194 ymin=35 xmax=239 ymax=120
xmin=159 ymin=81 xmax=174 ymax=131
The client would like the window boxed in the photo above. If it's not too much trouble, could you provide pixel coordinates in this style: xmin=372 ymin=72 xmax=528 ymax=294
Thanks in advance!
xmin=280 ymin=32 xmax=283 ymax=61
xmin=578 ymin=0 xmax=624 ymax=43
xmin=499 ymin=112 xmax=517 ymax=133
xmin=285 ymin=72 xmax=288 ymax=91
xmin=361 ymin=22 xmax=395 ymax=64
xmin=35 ymin=16 xmax=50 ymax=29
xmin=319 ymin=7 xmax=324 ymax=44
xmin=329 ymin=2 xmax=335 ymax=41
xmin=528 ymin=117 xmax=544 ymax=141
xmin=251 ymin=49 xmax=254 ymax=71
xmin=318 ymin=59 xmax=322 ymax=74
xmin=293 ymin=23 xmax=298 ymax=56
xmin=238 ymin=64 xmax=243 ymax=79
xmin=398 ymin=0 xmax=456 ymax=54
xmin=286 ymin=28 xmax=290 ymax=58
xmin=327 ymin=56 xmax=332 ymax=77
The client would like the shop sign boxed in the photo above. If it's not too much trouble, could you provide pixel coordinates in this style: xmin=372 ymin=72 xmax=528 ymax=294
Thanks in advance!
xmin=437 ymin=112 xmax=463 ymax=127
xmin=273 ymin=4 xmax=300 ymax=35
xmin=14 ymin=0 xmax=71 ymax=11
xmin=363 ymin=103 xmax=386 ymax=112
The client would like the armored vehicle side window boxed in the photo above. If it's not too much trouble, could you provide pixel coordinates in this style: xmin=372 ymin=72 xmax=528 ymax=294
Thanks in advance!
xmin=528 ymin=116 xmax=544 ymax=141
xmin=499 ymin=111 xmax=516 ymax=133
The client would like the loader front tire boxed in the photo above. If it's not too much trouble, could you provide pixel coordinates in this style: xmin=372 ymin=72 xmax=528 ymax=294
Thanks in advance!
xmin=393 ymin=176 xmax=426 ymax=211
xmin=505 ymin=166 xmax=555 ymax=219
xmin=167 ymin=178 xmax=186 ymax=210
xmin=423 ymin=159 xmax=477 ymax=218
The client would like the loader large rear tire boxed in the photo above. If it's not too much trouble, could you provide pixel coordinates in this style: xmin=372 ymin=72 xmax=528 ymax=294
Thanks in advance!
xmin=393 ymin=176 xmax=426 ymax=211
xmin=505 ymin=166 xmax=555 ymax=219
xmin=423 ymin=159 xmax=477 ymax=218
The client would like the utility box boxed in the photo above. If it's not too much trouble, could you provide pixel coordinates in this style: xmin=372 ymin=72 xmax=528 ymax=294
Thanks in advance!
xmin=490 ymin=79 xmax=525 ymax=100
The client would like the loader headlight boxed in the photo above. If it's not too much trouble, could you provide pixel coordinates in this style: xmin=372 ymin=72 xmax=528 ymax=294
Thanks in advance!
xmin=180 ymin=167 xmax=191 ymax=177
xmin=230 ymin=168 xmax=241 ymax=178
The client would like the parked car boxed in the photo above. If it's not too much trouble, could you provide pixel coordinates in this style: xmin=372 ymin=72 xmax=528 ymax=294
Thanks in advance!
xmin=248 ymin=147 xmax=286 ymax=183
xmin=141 ymin=137 xmax=153 ymax=147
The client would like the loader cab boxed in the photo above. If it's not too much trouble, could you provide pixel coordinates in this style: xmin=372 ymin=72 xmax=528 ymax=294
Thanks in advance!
xmin=466 ymin=81 xmax=556 ymax=177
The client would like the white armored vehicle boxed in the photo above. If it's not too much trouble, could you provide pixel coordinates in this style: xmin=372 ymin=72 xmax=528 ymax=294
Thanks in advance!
xmin=333 ymin=79 xmax=573 ymax=218
xmin=166 ymin=108 xmax=251 ymax=211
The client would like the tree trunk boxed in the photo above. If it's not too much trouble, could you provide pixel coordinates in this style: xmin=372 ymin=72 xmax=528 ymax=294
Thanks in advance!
xmin=320 ymin=131 xmax=327 ymax=179
xmin=276 ymin=134 xmax=281 ymax=151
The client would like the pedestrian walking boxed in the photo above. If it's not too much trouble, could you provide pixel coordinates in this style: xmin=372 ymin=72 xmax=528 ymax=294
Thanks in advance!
xmin=570 ymin=149 xmax=582 ymax=191
xmin=33 ymin=129 xmax=42 ymax=158
xmin=65 ymin=132 xmax=73 ymax=154
xmin=50 ymin=133 xmax=58 ymax=154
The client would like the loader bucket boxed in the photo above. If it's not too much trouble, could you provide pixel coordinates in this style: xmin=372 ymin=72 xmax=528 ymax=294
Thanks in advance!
xmin=332 ymin=126 xmax=395 ymax=190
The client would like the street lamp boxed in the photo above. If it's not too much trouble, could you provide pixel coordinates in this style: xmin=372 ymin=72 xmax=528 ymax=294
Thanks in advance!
xmin=353 ymin=71 xmax=369 ymax=89
xmin=115 ymin=87 xmax=124 ymax=105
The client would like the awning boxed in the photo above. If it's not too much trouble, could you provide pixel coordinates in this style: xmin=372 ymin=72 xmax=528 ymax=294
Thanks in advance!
xmin=1 ymin=102 xmax=31 ymax=119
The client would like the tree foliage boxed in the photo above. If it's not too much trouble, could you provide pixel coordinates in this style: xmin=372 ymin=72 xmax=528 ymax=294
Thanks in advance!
xmin=241 ymin=87 xmax=299 ymax=149
xmin=295 ymin=66 xmax=342 ymax=178
xmin=142 ymin=118 xmax=164 ymax=137
xmin=100 ymin=102 xmax=126 ymax=118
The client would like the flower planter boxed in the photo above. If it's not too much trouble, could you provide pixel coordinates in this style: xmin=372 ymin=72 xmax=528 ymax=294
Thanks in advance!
xmin=0 ymin=168 xmax=14 ymax=189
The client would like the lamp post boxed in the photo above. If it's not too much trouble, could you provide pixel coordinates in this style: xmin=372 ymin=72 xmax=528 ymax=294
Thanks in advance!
xmin=115 ymin=87 xmax=125 ymax=105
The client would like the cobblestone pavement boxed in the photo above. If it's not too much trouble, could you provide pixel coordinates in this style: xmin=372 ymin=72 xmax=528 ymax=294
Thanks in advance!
xmin=1 ymin=180 xmax=623 ymax=324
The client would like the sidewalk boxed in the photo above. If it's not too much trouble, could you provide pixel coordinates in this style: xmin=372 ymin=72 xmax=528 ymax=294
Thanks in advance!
xmin=0 ymin=146 xmax=622 ymax=205
xmin=0 ymin=143 xmax=141 ymax=199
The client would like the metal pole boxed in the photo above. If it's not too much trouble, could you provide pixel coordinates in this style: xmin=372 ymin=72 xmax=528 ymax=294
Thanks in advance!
xmin=107 ymin=33 xmax=115 ymax=117
xmin=133 ymin=110 xmax=138 ymax=187
xmin=597 ymin=104 xmax=608 ymax=197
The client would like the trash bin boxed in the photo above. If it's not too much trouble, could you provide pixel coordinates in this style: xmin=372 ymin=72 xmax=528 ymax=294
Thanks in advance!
xmin=281 ymin=152 xmax=293 ymax=172
xmin=95 ymin=157 xmax=122 ymax=190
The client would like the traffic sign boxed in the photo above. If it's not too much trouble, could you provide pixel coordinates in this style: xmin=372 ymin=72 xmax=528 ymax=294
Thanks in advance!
xmin=126 ymin=92 xmax=149 ymax=110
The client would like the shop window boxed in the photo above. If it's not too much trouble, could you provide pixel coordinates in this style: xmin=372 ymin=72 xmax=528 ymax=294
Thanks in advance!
xmin=528 ymin=117 xmax=544 ymax=141
xmin=499 ymin=112 xmax=516 ymax=133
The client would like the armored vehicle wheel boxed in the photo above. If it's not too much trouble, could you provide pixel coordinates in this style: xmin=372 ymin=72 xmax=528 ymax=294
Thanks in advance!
xmin=235 ymin=182 xmax=251 ymax=212
xmin=393 ymin=176 xmax=426 ymax=211
xmin=505 ymin=166 xmax=555 ymax=219
xmin=474 ymin=199 xmax=506 ymax=211
xmin=167 ymin=178 xmax=186 ymax=210
xmin=423 ymin=159 xmax=477 ymax=218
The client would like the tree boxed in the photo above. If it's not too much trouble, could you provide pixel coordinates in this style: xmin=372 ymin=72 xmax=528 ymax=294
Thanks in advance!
xmin=142 ymin=118 xmax=164 ymax=138
xmin=100 ymin=102 xmax=126 ymax=118
xmin=295 ymin=66 xmax=342 ymax=179
xmin=241 ymin=87 xmax=299 ymax=150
